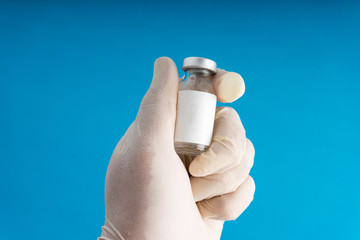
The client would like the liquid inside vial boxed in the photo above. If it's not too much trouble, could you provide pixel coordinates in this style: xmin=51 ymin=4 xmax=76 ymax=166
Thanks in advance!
xmin=175 ymin=142 xmax=209 ymax=156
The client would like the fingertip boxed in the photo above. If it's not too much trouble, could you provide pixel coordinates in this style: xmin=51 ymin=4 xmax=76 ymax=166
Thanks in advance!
xmin=154 ymin=56 xmax=175 ymax=66
xmin=150 ymin=56 xmax=179 ymax=95
xmin=215 ymin=72 xmax=245 ymax=103
xmin=189 ymin=159 xmax=206 ymax=177
xmin=152 ymin=57 xmax=177 ymax=84
xmin=189 ymin=153 xmax=213 ymax=177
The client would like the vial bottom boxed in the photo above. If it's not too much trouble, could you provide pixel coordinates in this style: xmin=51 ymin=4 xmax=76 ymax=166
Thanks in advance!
xmin=175 ymin=142 xmax=209 ymax=172
xmin=175 ymin=141 xmax=209 ymax=155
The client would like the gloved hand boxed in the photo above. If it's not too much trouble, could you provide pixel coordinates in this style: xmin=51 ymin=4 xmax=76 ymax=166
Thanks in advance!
xmin=99 ymin=57 xmax=255 ymax=240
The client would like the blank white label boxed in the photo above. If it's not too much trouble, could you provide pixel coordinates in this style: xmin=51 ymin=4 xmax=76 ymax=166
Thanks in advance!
xmin=174 ymin=90 xmax=217 ymax=146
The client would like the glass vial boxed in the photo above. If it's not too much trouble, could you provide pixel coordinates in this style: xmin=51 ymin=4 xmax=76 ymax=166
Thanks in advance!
xmin=174 ymin=57 xmax=217 ymax=168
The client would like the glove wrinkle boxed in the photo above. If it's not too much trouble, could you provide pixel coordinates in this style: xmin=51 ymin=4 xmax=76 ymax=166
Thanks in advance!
xmin=99 ymin=217 xmax=126 ymax=240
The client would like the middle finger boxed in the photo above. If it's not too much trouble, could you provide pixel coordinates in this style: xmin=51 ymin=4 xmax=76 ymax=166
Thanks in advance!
xmin=189 ymin=106 xmax=247 ymax=177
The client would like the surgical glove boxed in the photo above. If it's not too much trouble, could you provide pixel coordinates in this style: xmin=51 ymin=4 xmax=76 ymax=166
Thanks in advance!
xmin=99 ymin=57 xmax=255 ymax=240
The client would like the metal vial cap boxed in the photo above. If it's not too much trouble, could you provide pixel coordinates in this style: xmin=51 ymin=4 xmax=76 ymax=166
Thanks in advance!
xmin=182 ymin=57 xmax=217 ymax=74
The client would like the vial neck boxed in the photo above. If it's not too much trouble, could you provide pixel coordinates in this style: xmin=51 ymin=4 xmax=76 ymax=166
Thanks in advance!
xmin=187 ymin=68 xmax=212 ymax=77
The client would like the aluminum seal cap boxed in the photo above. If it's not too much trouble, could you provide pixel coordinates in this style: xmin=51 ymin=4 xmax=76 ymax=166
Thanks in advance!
xmin=182 ymin=57 xmax=217 ymax=74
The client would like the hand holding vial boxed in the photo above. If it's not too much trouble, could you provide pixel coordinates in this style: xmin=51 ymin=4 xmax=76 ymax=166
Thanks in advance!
xmin=99 ymin=57 xmax=255 ymax=240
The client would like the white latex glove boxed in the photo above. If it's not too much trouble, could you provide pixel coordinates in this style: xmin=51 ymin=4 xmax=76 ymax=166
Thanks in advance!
xmin=99 ymin=57 xmax=255 ymax=240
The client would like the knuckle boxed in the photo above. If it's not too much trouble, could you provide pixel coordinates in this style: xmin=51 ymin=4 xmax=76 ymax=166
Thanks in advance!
xmin=236 ymin=137 xmax=246 ymax=155
xmin=220 ymin=171 xmax=237 ymax=193
xmin=222 ymin=107 xmax=239 ymax=120
xmin=246 ymin=139 xmax=255 ymax=168
xmin=247 ymin=139 xmax=255 ymax=157
xmin=222 ymin=107 xmax=244 ymax=133
xmin=247 ymin=176 xmax=256 ymax=194
xmin=232 ymin=137 xmax=246 ymax=164
xmin=214 ymin=176 xmax=256 ymax=221
xmin=233 ymin=152 xmax=243 ymax=166
xmin=216 ymin=107 xmax=239 ymax=123
xmin=227 ymin=211 xmax=240 ymax=221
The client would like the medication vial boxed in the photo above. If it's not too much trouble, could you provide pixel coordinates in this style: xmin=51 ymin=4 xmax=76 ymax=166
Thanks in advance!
xmin=174 ymin=57 xmax=217 ymax=168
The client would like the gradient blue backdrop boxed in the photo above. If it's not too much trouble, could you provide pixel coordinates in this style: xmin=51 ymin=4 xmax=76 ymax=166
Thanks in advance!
xmin=1 ymin=0 xmax=359 ymax=239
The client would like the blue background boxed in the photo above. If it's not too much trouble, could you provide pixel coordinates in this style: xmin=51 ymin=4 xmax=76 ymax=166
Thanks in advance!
xmin=1 ymin=0 xmax=359 ymax=239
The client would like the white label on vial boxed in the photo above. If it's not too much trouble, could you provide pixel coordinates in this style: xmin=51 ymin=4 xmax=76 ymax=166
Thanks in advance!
xmin=174 ymin=90 xmax=217 ymax=146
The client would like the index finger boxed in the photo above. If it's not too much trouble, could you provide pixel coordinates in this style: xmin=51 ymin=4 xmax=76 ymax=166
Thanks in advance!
xmin=213 ymin=68 xmax=245 ymax=103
